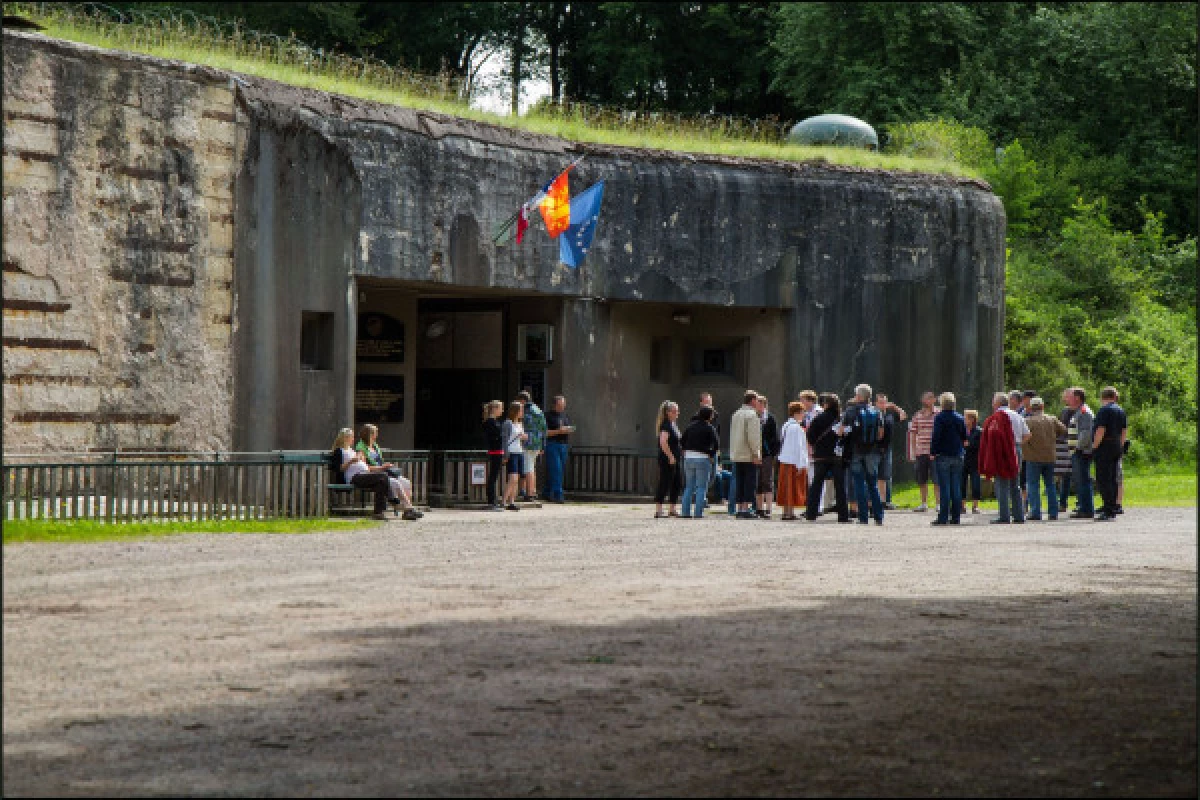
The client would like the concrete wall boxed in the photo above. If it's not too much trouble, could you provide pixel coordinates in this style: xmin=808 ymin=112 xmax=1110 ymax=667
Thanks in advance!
xmin=3 ymin=32 xmax=237 ymax=453
xmin=231 ymin=102 xmax=362 ymax=452
xmin=233 ymin=73 xmax=1006 ymax=453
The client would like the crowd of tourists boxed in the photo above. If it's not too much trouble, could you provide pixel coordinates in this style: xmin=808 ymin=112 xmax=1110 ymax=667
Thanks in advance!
xmin=651 ymin=384 xmax=1129 ymax=525
xmin=330 ymin=381 xmax=1128 ymax=526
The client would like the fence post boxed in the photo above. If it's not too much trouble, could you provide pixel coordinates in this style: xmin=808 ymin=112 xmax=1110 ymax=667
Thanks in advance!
xmin=107 ymin=450 xmax=118 ymax=523
xmin=212 ymin=451 xmax=221 ymax=520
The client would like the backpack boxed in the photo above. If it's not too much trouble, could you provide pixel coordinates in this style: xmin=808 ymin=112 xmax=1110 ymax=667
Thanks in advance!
xmin=854 ymin=404 xmax=882 ymax=446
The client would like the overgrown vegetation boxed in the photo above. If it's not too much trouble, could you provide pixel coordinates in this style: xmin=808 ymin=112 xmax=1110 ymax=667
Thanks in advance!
xmin=888 ymin=118 xmax=1196 ymax=466
xmin=5 ymin=3 xmax=969 ymax=176
xmin=3 ymin=517 xmax=379 ymax=543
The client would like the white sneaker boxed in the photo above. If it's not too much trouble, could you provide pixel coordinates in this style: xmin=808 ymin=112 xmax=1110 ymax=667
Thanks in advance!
xmin=914 ymin=503 xmax=928 ymax=512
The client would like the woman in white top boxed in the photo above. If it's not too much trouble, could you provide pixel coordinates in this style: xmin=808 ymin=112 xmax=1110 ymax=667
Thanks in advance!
xmin=776 ymin=401 xmax=811 ymax=521
xmin=330 ymin=427 xmax=392 ymax=520
xmin=500 ymin=401 xmax=528 ymax=511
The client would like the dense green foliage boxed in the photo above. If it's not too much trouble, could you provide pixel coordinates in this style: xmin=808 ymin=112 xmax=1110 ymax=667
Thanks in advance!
xmin=30 ymin=2 xmax=1200 ymax=464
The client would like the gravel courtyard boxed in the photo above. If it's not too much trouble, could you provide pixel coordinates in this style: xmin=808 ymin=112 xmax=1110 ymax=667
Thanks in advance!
xmin=4 ymin=505 xmax=1196 ymax=797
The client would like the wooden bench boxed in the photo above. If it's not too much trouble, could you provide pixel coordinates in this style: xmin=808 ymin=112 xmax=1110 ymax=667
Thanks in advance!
xmin=327 ymin=481 xmax=376 ymax=516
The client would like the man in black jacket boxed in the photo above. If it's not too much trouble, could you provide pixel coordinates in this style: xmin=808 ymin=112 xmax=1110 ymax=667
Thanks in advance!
xmin=755 ymin=395 xmax=780 ymax=519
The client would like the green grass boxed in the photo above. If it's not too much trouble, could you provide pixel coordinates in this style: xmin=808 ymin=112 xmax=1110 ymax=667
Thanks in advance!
xmin=23 ymin=12 xmax=974 ymax=178
xmin=888 ymin=466 xmax=1196 ymax=510
xmin=2 ymin=517 xmax=379 ymax=544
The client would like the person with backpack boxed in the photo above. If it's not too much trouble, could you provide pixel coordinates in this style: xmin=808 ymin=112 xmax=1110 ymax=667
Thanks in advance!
xmin=930 ymin=392 xmax=968 ymax=525
xmin=517 ymin=391 xmax=547 ymax=502
xmin=841 ymin=383 xmax=885 ymax=525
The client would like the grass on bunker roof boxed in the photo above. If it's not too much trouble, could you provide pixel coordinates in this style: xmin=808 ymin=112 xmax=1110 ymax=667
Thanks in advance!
xmin=27 ymin=13 xmax=975 ymax=178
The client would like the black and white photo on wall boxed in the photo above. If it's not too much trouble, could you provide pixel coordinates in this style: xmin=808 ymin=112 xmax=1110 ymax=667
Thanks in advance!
xmin=517 ymin=323 xmax=553 ymax=363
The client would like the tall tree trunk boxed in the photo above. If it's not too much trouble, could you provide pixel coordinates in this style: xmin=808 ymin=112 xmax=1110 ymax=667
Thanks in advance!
xmin=510 ymin=4 xmax=525 ymax=115
xmin=548 ymin=2 xmax=563 ymax=104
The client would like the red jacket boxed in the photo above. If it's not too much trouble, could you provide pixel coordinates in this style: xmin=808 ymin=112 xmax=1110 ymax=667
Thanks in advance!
xmin=978 ymin=409 xmax=1018 ymax=479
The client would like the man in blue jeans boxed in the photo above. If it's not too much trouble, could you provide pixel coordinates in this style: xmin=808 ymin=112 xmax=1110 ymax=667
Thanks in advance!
xmin=930 ymin=392 xmax=967 ymax=525
xmin=842 ymin=384 xmax=885 ymax=525
xmin=1023 ymin=396 xmax=1067 ymax=521
xmin=543 ymin=395 xmax=573 ymax=503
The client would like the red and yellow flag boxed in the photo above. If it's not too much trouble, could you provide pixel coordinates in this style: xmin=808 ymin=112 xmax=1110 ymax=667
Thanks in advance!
xmin=538 ymin=171 xmax=571 ymax=238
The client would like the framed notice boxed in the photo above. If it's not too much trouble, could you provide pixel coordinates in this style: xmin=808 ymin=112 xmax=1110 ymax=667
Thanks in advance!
xmin=354 ymin=374 xmax=404 ymax=424
xmin=470 ymin=462 xmax=487 ymax=485
xmin=517 ymin=323 xmax=553 ymax=363
xmin=357 ymin=313 xmax=405 ymax=363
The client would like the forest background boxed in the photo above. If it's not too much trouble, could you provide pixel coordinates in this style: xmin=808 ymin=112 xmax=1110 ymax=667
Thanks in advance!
xmin=65 ymin=2 xmax=1200 ymax=466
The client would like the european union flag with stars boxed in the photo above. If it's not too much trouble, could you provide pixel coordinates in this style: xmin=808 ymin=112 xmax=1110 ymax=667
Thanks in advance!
xmin=559 ymin=181 xmax=605 ymax=268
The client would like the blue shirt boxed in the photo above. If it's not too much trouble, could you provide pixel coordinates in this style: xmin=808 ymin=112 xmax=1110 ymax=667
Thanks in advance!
xmin=930 ymin=409 xmax=967 ymax=458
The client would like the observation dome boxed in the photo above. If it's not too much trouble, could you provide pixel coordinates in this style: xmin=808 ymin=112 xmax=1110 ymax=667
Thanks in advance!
xmin=787 ymin=114 xmax=879 ymax=150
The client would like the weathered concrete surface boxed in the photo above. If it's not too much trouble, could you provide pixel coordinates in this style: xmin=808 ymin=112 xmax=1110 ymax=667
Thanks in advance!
xmin=2 ymin=32 xmax=237 ymax=452
xmin=233 ymin=73 xmax=1005 ymax=450
xmin=3 ymin=506 xmax=1195 ymax=796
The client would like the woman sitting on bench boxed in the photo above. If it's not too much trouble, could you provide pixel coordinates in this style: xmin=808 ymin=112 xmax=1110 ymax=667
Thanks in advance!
xmin=356 ymin=423 xmax=422 ymax=518
xmin=331 ymin=428 xmax=417 ymax=521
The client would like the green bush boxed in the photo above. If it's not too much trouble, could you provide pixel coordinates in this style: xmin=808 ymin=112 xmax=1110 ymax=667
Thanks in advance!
xmin=1125 ymin=407 xmax=1197 ymax=468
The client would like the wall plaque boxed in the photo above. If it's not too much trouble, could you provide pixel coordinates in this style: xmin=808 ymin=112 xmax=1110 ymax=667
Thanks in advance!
xmin=354 ymin=374 xmax=404 ymax=424
xmin=357 ymin=313 xmax=405 ymax=362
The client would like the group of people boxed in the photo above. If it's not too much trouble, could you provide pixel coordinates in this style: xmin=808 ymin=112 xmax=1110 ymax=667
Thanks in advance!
xmin=652 ymin=384 xmax=1129 ymax=525
xmin=480 ymin=392 xmax=574 ymax=510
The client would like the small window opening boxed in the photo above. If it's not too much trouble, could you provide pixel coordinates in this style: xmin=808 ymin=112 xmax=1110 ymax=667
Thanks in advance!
xmin=301 ymin=311 xmax=335 ymax=370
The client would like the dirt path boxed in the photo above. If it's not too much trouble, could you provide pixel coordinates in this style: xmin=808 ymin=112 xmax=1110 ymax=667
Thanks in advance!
xmin=4 ymin=505 xmax=1196 ymax=796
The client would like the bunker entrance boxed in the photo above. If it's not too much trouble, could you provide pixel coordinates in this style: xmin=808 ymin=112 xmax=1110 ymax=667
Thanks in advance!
xmin=354 ymin=281 xmax=564 ymax=452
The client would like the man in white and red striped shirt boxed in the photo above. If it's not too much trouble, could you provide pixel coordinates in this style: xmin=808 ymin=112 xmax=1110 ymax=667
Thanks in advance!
xmin=907 ymin=391 xmax=940 ymax=511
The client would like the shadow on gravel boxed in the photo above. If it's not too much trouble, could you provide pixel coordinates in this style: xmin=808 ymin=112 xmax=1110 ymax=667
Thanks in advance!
xmin=4 ymin=588 xmax=1196 ymax=797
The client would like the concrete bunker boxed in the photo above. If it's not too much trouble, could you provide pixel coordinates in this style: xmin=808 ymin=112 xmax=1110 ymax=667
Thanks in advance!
xmin=2 ymin=31 xmax=1007 ymax=473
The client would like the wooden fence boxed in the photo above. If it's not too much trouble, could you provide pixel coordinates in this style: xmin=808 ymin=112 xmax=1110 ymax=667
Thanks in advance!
xmin=564 ymin=448 xmax=658 ymax=495
xmin=2 ymin=447 xmax=681 ymax=521
xmin=426 ymin=447 xmax=662 ymax=505
xmin=2 ymin=450 xmax=431 ymax=522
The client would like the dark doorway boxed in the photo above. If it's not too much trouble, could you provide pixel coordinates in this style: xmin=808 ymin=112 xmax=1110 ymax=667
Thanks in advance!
xmin=414 ymin=300 xmax=507 ymax=450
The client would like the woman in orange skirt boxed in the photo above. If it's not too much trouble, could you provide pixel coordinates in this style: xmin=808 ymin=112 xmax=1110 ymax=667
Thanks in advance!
xmin=777 ymin=401 xmax=810 ymax=520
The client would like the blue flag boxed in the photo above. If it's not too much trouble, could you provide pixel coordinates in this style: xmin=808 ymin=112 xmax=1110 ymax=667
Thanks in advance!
xmin=559 ymin=181 xmax=605 ymax=268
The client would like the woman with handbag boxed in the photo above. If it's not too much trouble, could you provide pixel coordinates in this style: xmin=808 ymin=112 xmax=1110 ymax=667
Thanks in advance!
xmin=804 ymin=394 xmax=850 ymax=523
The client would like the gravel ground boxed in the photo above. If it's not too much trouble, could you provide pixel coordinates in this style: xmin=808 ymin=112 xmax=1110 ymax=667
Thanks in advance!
xmin=3 ymin=505 xmax=1196 ymax=797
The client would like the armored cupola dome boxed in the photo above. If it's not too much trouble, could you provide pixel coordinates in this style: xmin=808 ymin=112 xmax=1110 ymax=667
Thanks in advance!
xmin=787 ymin=114 xmax=879 ymax=151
